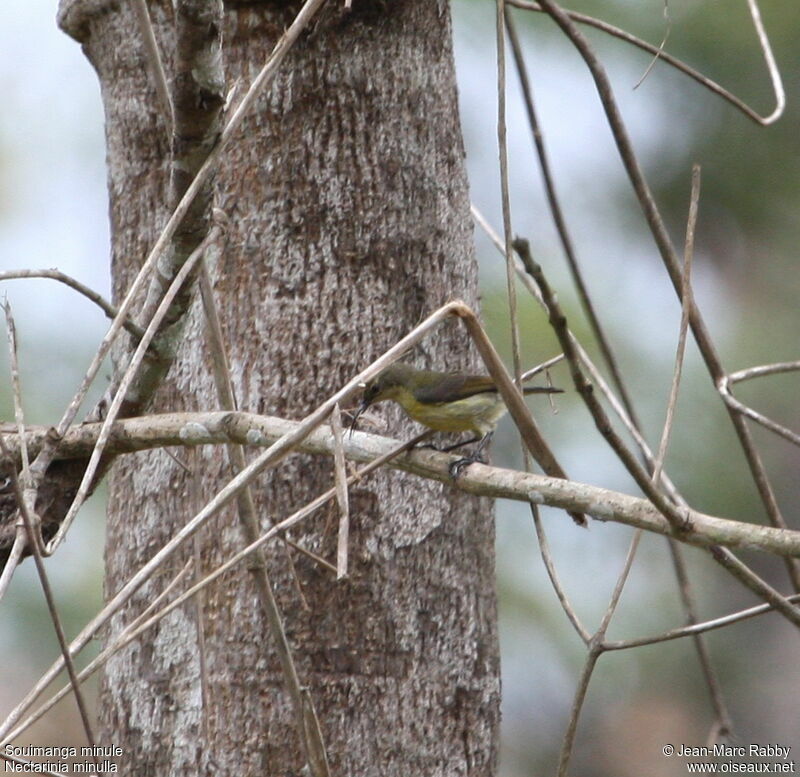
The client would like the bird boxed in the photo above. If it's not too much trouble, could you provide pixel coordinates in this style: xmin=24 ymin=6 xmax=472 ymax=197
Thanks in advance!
xmin=350 ymin=363 xmax=586 ymax=527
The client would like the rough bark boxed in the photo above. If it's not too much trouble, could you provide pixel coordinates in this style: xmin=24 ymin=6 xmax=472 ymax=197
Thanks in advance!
xmin=58 ymin=1 xmax=500 ymax=774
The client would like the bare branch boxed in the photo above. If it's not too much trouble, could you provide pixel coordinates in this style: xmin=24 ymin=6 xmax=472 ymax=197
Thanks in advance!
xmin=49 ymin=0 xmax=331 ymax=443
xmin=556 ymin=650 xmax=599 ymax=777
xmin=530 ymin=507 xmax=591 ymax=644
xmin=557 ymin=530 xmax=642 ymax=775
xmin=3 ymin=411 xmax=800 ymax=558
xmin=532 ymin=0 xmax=798 ymax=589
xmin=3 ymin=301 xmax=31 ymax=475
xmin=495 ymin=0 xmax=524 ymax=389
xmin=0 ymin=533 xmax=26 ymax=603
xmin=709 ymin=545 xmax=800 ymax=628
xmin=514 ymin=238 xmax=691 ymax=532
xmin=605 ymin=592 xmax=800 ymax=650
xmin=0 ymin=436 xmax=99 ymax=757
xmin=521 ymin=353 xmax=564 ymax=382
xmin=663 ymin=541 xmax=732 ymax=738
xmin=331 ymin=404 xmax=350 ymax=580
xmin=504 ymin=10 xmax=641 ymax=430
xmin=508 ymin=0 xmax=784 ymax=125
xmin=0 ymin=269 xmax=144 ymax=340
xmin=132 ymin=0 xmax=174 ymax=130
xmin=632 ymin=0 xmax=671 ymax=91
xmin=0 ymin=302 xmax=34 ymax=596
xmin=45 ymin=227 xmax=221 ymax=554
xmin=719 ymin=361 xmax=800 ymax=447
xmin=728 ymin=361 xmax=800 ymax=384
xmin=0 ymin=430 xmax=424 ymax=745
xmin=198 ymin=254 xmax=330 ymax=776
xmin=745 ymin=0 xmax=785 ymax=124
xmin=652 ymin=164 xmax=700 ymax=485
xmin=718 ymin=378 xmax=800 ymax=448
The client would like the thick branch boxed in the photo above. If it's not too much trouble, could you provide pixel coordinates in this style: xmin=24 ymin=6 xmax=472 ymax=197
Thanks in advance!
xmin=3 ymin=412 xmax=799 ymax=558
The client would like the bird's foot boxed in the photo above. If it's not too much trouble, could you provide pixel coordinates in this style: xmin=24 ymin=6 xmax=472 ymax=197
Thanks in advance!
xmin=449 ymin=454 xmax=483 ymax=479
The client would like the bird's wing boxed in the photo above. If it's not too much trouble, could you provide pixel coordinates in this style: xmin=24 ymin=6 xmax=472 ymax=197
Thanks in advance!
xmin=415 ymin=372 xmax=563 ymax=403
xmin=414 ymin=374 xmax=498 ymax=404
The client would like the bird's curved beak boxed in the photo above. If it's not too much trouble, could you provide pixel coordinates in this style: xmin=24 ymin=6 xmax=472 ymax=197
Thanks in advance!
xmin=348 ymin=396 xmax=371 ymax=437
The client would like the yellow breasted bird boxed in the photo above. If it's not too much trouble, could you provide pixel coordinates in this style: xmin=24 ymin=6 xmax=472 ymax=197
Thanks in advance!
xmin=351 ymin=363 xmax=586 ymax=527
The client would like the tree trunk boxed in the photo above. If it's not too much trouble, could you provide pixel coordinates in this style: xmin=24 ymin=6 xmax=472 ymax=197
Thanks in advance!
xmin=58 ymin=1 xmax=499 ymax=774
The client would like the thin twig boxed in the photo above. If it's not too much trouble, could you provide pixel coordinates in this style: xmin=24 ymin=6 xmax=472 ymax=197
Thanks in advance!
xmin=130 ymin=559 xmax=196 ymax=632
xmin=190 ymin=460 xmax=211 ymax=744
xmin=557 ymin=530 xmax=642 ymax=775
xmin=507 ymin=0 xmax=784 ymax=125
xmin=0 ymin=532 xmax=26 ymax=602
xmin=284 ymin=537 xmax=337 ymax=575
xmin=0 ymin=270 xmax=144 ymax=340
xmin=605 ymin=591 xmax=800 ymax=650
xmin=514 ymin=237 xmax=690 ymax=531
xmin=744 ymin=0 xmax=785 ymax=124
xmin=0 ymin=301 xmax=461 ymax=743
xmin=645 ymin=166 xmax=732 ymax=738
xmin=663 ymin=541 xmax=732 ymax=737
xmin=0 ymin=302 xmax=34 ymax=598
xmin=597 ymin=531 xmax=643 ymax=637
xmin=556 ymin=650 xmax=599 ymax=777
xmin=46 ymin=227 xmax=220 ymax=554
xmin=331 ymin=404 xmax=350 ymax=580
xmin=2 ymin=433 xmax=429 ymax=745
xmin=632 ymin=0 xmax=671 ymax=90
xmin=718 ymin=381 xmax=800 ymax=448
xmin=199 ymin=255 xmax=330 ymax=775
xmin=496 ymin=0 xmax=524 ymax=392
xmin=530 ymin=506 xmax=590 ymax=643
xmin=720 ymin=360 xmax=800 ymax=447
xmin=521 ymin=353 xmax=564 ymax=382
xmin=132 ymin=0 xmax=174 ymax=131
xmin=3 ymin=301 xmax=30 ymax=475
xmin=504 ymin=10 xmax=641 ymax=431
xmin=708 ymin=545 xmax=800 ymax=628
xmin=728 ymin=361 xmax=800 ymax=384
xmin=532 ymin=0 xmax=798 ymax=589
xmin=652 ymin=164 xmax=700 ymax=486
xmin=0 ymin=435 xmax=99 ymax=759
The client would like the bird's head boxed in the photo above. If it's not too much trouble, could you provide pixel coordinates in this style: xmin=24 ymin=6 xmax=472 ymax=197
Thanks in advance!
xmin=349 ymin=363 xmax=415 ymax=433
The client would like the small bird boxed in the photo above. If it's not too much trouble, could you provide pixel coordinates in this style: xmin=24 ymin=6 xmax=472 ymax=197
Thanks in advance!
xmin=351 ymin=363 xmax=586 ymax=527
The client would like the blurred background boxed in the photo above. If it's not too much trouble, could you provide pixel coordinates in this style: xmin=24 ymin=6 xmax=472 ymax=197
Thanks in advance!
xmin=1 ymin=1 xmax=798 ymax=774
